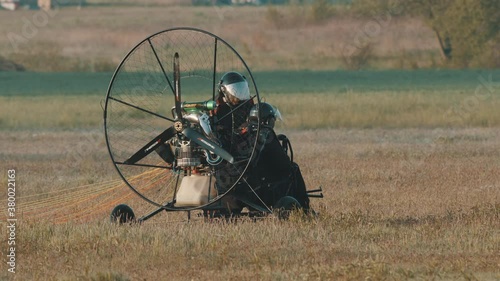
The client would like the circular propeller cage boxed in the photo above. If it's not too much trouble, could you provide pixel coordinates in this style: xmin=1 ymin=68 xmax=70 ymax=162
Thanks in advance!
xmin=104 ymin=27 xmax=261 ymax=211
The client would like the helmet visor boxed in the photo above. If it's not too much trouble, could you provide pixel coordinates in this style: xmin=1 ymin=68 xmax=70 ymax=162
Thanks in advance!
xmin=273 ymin=106 xmax=283 ymax=122
xmin=223 ymin=81 xmax=250 ymax=101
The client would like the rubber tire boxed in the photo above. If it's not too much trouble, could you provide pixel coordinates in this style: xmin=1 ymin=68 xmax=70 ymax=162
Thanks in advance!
xmin=273 ymin=196 xmax=301 ymax=220
xmin=110 ymin=204 xmax=136 ymax=224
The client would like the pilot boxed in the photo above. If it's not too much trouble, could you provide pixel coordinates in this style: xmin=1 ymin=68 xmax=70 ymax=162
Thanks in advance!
xmin=246 ymin=102 xmax=310 ymax=209
xmin=246 ymin=101 xmax=282 ymax=162
xmin=213 ymin=71 xmax=254 ymax=194
xmin=213 ymin=77 xmax=309 ymax=211
xmin=246 ymin=102 xmax=288 ymax=180
xmin=213 ymin=71 xmax=254 ymax=155
xmin=248 ymin=102 xmax=281 ymax=130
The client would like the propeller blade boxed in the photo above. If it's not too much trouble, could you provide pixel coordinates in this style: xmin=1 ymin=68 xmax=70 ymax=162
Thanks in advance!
xmin=182 ymin=127 xmax=234 ymax=164
xmin=124 ymin=126 xmax=176 ymax=164
xmin=173 ymin=52 xmax=182 ymax=120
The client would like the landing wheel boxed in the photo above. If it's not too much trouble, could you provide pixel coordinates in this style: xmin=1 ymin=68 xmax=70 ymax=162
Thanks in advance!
xmin=110 ymin=204 xmax=136 ymax=224
xmin=274 ymin=196 xmax=301 ymax=220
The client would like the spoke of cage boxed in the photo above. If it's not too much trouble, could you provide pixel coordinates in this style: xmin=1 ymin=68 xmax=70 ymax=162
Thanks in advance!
xmin=212 ymin=37 xmax=218 ymax=101
xmin=108 ymin=96 xmax=175 ymax=123
xmin=115 ymin=162 xmax=173 ymax=169
xmin=148 ymin=38 xmax=175 ymax=95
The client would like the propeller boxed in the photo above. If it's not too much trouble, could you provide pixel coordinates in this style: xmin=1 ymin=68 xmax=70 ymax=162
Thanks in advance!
xmin=124 ymin=52 xmax=234 ymax=166
xmin=124 ymin=127 xmax=176 ymax=165
xmin=173 ymin=52 xmax=182 ymax=120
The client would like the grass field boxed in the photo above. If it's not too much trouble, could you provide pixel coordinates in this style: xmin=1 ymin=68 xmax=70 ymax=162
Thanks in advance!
xmin=1 ymin=128 xmax=499 ymax=280
xmin=0 ymin=69 xmax=499 ymax=280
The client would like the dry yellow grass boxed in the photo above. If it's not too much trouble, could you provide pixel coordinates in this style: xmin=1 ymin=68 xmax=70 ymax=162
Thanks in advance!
xmin=3 ymin=90 xmax=500 ymax=130
xmin=0 ymin=128 xmax=499 ymax=280
xmin=0 ymin=6 xmax=439 ymax=71
xmin=268 ymin=91 xmax=500 ymax=129
xmin=0 ymin=96 xmax=103 ymax=130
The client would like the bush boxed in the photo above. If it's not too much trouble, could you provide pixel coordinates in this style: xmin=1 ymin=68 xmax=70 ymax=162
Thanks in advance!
xmin=350 ymin=0 xmax=402 ymax=16
xmin=265 ymin=6 xmax=289 ymax=28
xmin=308 ymin=0 xmax=336 ymax=23
xmin=341 ymin=42 xmax=374 ymax=70
xmin=0 ymin=55 xmax=25 ymax=72
xmin=265 ymin=0 xmax=336 ymax=28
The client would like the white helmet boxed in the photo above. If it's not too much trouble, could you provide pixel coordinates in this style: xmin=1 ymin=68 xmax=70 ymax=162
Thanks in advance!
xmin=218 ymin=71 xmax=250 ymax=105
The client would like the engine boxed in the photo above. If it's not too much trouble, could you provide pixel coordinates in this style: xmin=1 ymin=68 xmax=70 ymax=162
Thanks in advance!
xmin=167 ymin=109 xmax=223 ymax=169
xmin=176 ymin=140 xmax=201 ymax=167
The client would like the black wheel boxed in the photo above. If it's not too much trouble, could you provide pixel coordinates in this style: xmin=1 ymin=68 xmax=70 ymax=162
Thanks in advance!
xmin=273 ymin=196 xmax=301 ymax=220
xmin=103 ymin=27 xmax=261 ymax=211
xmin=110 ymin=204 xmax=136 ymax=224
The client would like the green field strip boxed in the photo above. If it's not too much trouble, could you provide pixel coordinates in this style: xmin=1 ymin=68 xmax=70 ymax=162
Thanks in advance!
xmin=1 ymin=69 xmax=498 ymax=97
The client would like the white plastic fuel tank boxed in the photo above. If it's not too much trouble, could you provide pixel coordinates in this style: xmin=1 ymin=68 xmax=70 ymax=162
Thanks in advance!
xmin=175 ymin=174 xmax=218 ymax=207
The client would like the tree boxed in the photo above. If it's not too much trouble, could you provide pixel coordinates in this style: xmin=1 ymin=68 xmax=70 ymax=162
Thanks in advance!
xmin=352 ymin=0 xmax=500 ymax=67
xmin=405 ymin=0 xmax=500 ymax=67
